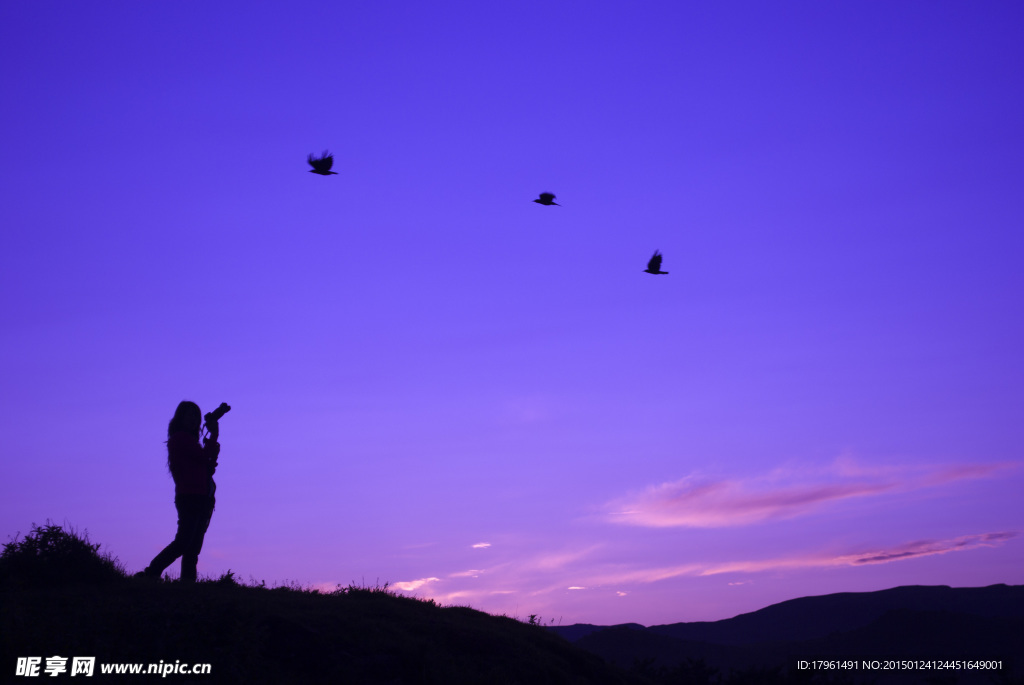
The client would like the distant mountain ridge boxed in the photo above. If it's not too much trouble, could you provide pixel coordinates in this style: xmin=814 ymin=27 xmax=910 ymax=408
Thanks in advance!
xmin=552 ymin=584 xmax=1024 ymax=645
xmin=648 ymin=583 xmax=1024 ymax=645
xmin=549 ymin=584 xmax=1024 ymax=683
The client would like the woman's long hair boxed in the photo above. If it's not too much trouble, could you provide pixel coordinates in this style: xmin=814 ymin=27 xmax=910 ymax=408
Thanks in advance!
xmin=166 ymin=401 xmax=201 ymax=474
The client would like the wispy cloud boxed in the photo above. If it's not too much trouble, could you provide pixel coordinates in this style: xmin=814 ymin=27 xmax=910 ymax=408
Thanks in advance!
xmin=386 ymin=459 xmax=1018 ymax=621
xmin=605 ymin=459 xmax=1014 ymax=528
xmin=393 ymin=577 xmax=440 ymax=592
xmin=490 ymin=531 xmax=1019 ymax=595
xmin=583 ymin=531 xmax=1020 ymax=584
xmin=531 ymin=546 xmax=603 ymax=571
xmin=450 ymin=569 xmax=484 ymax=578
xmin=386 ymin=530 xmax=1018 ymax=619
xmin=846 ymin=532 xmax=1019 ymax=565
xmin=389 ymin=545 xmax=602 ymax=606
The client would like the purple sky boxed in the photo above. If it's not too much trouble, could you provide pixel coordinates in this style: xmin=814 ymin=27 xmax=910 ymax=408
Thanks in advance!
xmin=2 ymin=2 xmax=1022 ymax=626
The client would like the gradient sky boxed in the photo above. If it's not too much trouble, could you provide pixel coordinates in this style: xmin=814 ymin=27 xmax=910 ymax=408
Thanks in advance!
xmin=2 ymin=2 xmax=1022 ymax=627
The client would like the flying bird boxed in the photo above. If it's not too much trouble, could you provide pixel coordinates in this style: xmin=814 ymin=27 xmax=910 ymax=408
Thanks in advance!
xmin=533 ymin=192 xmax=559 ymax=206
xmin=307 ymin=151 xmax=338 ymax=175
xmin=644 ymin=250 xmax=669 ymax=274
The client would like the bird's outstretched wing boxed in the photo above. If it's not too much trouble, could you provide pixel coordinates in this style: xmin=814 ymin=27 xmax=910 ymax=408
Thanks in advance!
xmin=647 ymin=251 xmax=662 ymax=271
xmin=308 ymin=151 xmax=335 ymax=173
xmin=539 ymin=192 xmax=556 ymax=203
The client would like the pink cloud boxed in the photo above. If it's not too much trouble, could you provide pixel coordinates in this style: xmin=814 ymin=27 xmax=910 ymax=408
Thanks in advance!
xmin=383 ymin=530 xmax=1019 ymax=623
xmin=575 ymin=531 xmax=1020 ymax=585
xmin=692 ymin=531 xmax=1021 ymax=576
xmin=387 ymin=545 xmax=608 ymax=610
xmin=605 ymin=459 xmax=1014 ymax=528
xmin=846 ymin=532 xmax=1020 ymax=565
xmin=450 ymin=569 xmax=484 ymax=578
xmin=393 ymin=577 xmax=440 ymax=592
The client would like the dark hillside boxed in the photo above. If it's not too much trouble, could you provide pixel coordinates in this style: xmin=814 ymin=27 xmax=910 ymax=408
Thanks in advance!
xmin=0 ymin=523 xmax=642 ymax=685
xmin=2 ymin=578 xmax=644 ymax=685
xmin=553 ymin=586 xmax=1024 ymax=684
xmin=646 ymin=584 xmax=1024 ymax=646
xmin=4 ymin=525 xmax=1021 ymax=685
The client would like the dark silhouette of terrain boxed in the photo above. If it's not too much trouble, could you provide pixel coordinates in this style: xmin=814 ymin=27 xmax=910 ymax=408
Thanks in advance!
xmin=307 ymin=150 xmax=338 ymax=175
xmin=5 ymin=523 xmax=1021 ymax=684
xmin=1 ymin=523 xmax=640 ymax=684
xmin=550 ymin=585 xmax=1024 ymax=684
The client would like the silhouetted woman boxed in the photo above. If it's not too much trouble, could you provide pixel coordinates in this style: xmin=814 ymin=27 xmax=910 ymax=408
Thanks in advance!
xmin=138 ymin=401 xmax=220 ymax=583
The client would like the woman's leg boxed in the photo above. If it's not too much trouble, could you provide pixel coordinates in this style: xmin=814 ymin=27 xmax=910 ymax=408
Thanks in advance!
xmin=144 ymin=496 xmax=207 ymax=579
xmin=179 ymin=498 xmax=214 ymax=583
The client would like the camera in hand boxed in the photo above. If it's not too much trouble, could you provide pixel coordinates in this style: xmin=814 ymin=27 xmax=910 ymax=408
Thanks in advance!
xmin=205 ymin=402 xmax=231 ymax=425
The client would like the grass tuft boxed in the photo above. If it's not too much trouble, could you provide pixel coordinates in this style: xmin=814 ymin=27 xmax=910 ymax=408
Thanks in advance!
xmin=0 ymin=520 xmax=126 ymax=589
